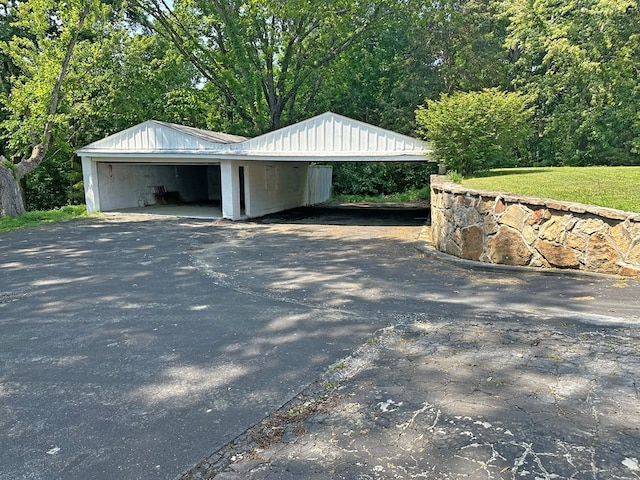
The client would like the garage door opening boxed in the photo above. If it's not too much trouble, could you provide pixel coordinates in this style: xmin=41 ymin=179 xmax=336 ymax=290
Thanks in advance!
xmin=97 ymin=163 xmax=223 ymax=218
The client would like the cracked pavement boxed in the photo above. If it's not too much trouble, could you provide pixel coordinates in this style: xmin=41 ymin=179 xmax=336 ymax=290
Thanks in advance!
xmin=199 ymin=321 xmax=640 ymax=479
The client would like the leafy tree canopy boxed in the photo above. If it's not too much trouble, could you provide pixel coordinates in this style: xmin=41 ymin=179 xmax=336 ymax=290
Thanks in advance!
xmin=129 ymin=0 xmax=396 ymax=135
xmin=503 ymin=0 xmax=640 ymax=165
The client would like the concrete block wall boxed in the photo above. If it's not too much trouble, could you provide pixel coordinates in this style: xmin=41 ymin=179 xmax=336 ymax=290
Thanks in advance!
xmin=430 ymin=175 xmax=640 ymax=276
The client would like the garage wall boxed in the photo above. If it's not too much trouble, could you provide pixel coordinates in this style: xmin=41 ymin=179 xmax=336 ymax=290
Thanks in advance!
xmin=96 ymin=162 xmax=210 ymax=211
xmin=306 ymin=165 xmax=332 ymax=205
xmin=244 ymin=161 xmax=309 ymax=218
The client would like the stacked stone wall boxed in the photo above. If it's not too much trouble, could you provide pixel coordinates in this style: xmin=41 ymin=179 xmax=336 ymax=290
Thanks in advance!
xmin=430 ymin=175 xmax=640 ymax=276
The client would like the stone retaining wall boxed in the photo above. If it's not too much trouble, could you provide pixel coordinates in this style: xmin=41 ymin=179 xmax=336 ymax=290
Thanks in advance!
xmin=430 ymin=175 xmax=640 ymax=276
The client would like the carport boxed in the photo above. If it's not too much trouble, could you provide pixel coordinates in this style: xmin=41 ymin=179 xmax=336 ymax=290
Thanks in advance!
xmin=77 ymin=112 xmax=432 ymax=220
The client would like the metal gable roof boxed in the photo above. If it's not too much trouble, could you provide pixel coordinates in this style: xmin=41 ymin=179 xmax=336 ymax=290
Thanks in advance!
xmin=76 ymin=113 xmax=432 ymax=162
xmin=237 ymin=112 xmax=431 ymax=159
xmin=75 ymin=120 xmax=248 ymax=156
xmin=153 ymin=121 xmax=248 ymax=145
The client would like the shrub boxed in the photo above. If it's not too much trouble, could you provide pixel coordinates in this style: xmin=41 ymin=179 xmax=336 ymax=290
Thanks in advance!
xmin=331 ymin=162 xmax=438 ymax=196
xmin=445 ymin=170 xmax=463 ymax=183
xmin=415 ymin=88 xmax=534 ymax=176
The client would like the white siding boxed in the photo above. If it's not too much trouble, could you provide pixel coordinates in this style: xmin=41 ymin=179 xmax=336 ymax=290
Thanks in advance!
xmin=77 ymin=121 xmax=241 ymax=154
xmin=220 ymin=161 xmax=242 ymax=220
xmin=306 ymin=166 xmax=332 ymax=205
xmin=82 ymin=157 xmax=99 ymax=213
xmin=240 ymin=112 xmax=429 ymax=157
xmin=77 ymin=113 xmax=431 ymax=161
xmin=244 ymin=161 xmax=309 ymax=218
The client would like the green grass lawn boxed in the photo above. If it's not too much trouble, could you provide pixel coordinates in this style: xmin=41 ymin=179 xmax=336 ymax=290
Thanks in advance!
xmin=0 ymin=205 xmax=88 ymax=233
xmin=462 ymin=166 xmax=640 ymax=213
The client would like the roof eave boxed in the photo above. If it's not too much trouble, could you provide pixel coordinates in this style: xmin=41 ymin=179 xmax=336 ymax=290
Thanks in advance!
xmin=75 ymin=150 xmax=236 ymax=160
xmin=76 ymin=150 xmax=434 ymax=163
xmin=212 ymin=152 xmax=434 ymax=162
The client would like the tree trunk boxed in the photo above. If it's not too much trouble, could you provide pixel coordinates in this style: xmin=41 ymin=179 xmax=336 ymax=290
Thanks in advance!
xmin=0 ymin=160 xmax=25 ymax=217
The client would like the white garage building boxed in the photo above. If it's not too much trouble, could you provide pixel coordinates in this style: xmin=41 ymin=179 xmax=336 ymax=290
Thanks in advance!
xmin=77 ymin=112 xmax=431 ymax=220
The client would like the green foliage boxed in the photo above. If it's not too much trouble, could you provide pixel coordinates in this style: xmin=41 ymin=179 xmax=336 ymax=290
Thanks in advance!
xmin=65 ymin=30 xmax=207 ymax=144
xmin=504 ymin=0 xmax=640 ymax=166
xmin=1 ymin=0 xmax=206 ymax=211
xmin=308 ymin=0 xmax=511 ymax=135
xmin=463 ymin=167 xmax=640 ymax=212
xmin=3 ymin=0 xmax=640 ymax=212
xmin=308 ymin=1 xmax=437 ymax=134
xmin=0 ymin=1 xmax=20 ymax=155
xmin=0 ymin=158 xmax=17 ymax=178
xmin=425 ymin=0 xmax=511 ymax=93
xmin=332 ymin=187 xmax=431 ymax=204
xmin=445 ymin=171 xmax=463 ymax=183
xmin=1 ymin=0 xmax=112 ymax=157
xmin=0 ymin=204 xmax=87 ymax=232
xmin=131 ymin=0 xmax=396 ymax=134
xmin=416 ymin=88 xmax=534 ymax=176
xmin=331 ymin=162 xmax=437 ymax=197
xmin=23 ymin=147 xmax=84 ymax=210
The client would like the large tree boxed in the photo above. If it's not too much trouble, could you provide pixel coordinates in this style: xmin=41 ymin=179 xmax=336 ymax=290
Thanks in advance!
xmin=307 ymin=0 xmax=438 ymax=134
xmin=310 ymin=0 xmax=512 ymax=135
xmin=504 ymin=0 xmax=640 ymax=165
xmin=65 ymin=28 xmax=207 ymax=146
xmin=425 ymin=0 xmax=511 ymax=94
xmin=310 ymin=0 xmax=512 ymax=195
xmin=0 ymin=0 xmax=108 ymax=217
xmin=130 ymin=0 xmax=394 ymax=135
xmin=1 ymin=0 xmax=23 ymax=161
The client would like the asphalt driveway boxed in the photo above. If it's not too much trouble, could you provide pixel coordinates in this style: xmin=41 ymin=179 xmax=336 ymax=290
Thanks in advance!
xmin=1 ymin=207 xmax=639 ymax=480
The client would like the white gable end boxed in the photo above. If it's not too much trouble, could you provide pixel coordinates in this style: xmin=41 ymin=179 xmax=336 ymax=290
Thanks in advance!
xmin=239 ymin=112 xmax=431 ymax=159
xmin=76 ymin=120 xmax=245 ymax=156
xmin=76 ymin=113 xmax=431 ymax=162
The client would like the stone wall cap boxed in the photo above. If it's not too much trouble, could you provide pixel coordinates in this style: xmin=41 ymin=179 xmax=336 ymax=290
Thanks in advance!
xmin=430 ymin=174 xmax=638 ymax=221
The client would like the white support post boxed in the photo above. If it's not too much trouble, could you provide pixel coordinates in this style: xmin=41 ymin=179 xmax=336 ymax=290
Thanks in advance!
xmin=81 ymin=157 xmax=100 ymax=213
xmin=220 ymin=160 xmax=242 ymax=220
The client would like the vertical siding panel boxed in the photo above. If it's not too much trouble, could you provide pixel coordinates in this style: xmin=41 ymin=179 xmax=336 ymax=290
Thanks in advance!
xmin=148 ymin=125 xmax=155 ymax=150
xmin=306 ymin=166 xmax=332 ymax=205
xmin=341 ymin=121 xmax=349 ymax=151
xmin=312 ymin=121 xmax=318 ymax=151
xmin=296 ymin=125 xmax=302 ymax=151
xmin=218 ymin=112 xmax=428 ymax=157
